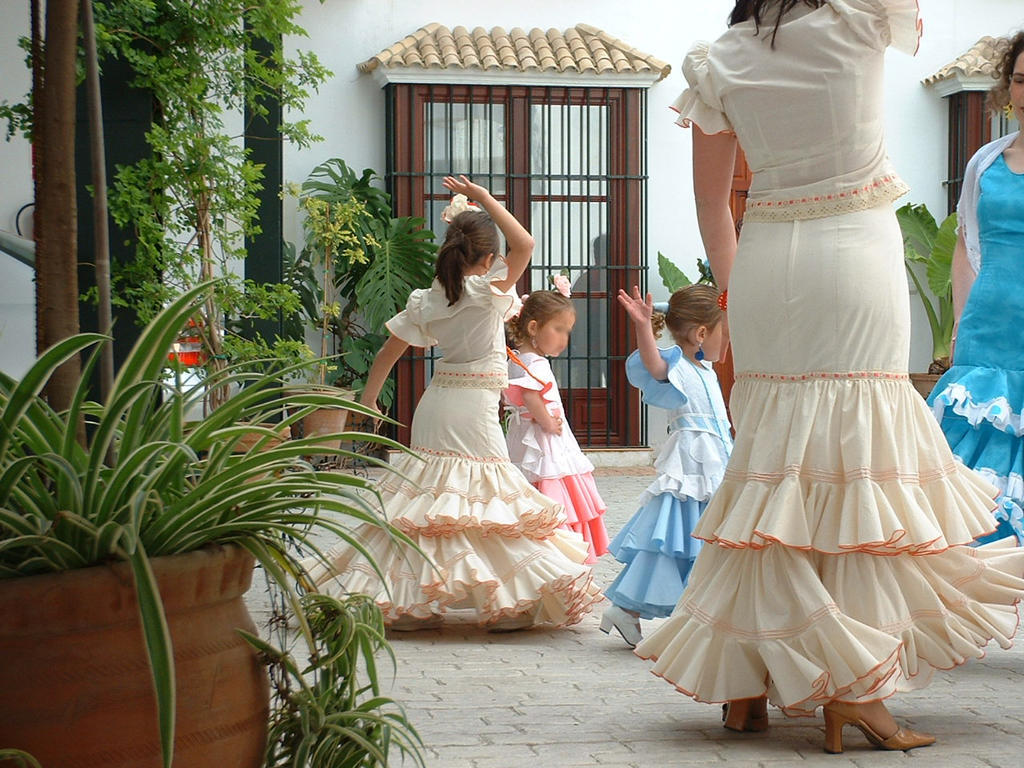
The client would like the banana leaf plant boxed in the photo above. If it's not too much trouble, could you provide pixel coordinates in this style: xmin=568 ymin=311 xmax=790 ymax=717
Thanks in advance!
xmin=896 ymin=202 xmax=957 ymax=372
xmin=657 ymin=252 xmax=716 ymax=293
xmin=0 ymin=283 xmax=421 ymax=768
xmin=294 ymin=159 xmax=437 ymax=409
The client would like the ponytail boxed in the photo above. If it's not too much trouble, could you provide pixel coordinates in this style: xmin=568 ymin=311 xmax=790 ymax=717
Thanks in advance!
xmin=435 ymin=210 xmax=500 ymax=305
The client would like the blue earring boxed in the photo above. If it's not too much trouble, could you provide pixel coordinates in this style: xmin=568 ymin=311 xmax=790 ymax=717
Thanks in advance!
xmin=695 ymin=344 xmax=705 ymax=362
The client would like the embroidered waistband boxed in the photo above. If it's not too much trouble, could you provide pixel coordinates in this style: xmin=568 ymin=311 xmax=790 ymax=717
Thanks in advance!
xmin=411 ymin=445 xmax=509 ymax=463
xmin=736 ymin=371 xmax=910 ymax=383
xmin=431 ymin=370 xmax=508 ymax=389
xmin=743 ymin=175 xmax=909 ymax=222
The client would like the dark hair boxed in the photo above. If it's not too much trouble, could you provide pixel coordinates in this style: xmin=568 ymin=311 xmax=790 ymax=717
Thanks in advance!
xmin=651 ymin=284 xmax=723 ymax=344
xmin=435 ymin=210 xmax=501 ymax=305
xmin=507 ymin=291 xmax=575 ymax=348
xmin=988 ymin=31 xmax=1024 ymax=115
xmin=729 ymin=0 xmax=825 ymax=46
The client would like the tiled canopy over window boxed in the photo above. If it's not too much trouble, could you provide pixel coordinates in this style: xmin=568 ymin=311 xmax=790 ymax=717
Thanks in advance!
xmin=923 ymin=36 xmax=1017 ymax=213
xmin=360 ymin=23 xmax=669 ymax=448
xmin=359 ymin=23 xmax=670 ymax=86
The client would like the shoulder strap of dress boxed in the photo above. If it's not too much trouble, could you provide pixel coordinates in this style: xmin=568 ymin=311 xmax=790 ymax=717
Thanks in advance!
xmin=506 ymin=347 xmax=548 ymax=387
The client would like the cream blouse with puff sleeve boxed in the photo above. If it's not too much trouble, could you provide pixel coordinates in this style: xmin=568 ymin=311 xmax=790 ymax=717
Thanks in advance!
xmin=672 ymin=0 xmax=922 ymax=223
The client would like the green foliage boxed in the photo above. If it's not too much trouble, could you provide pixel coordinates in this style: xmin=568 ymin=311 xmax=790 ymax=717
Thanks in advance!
xmin=75 ymin=0 xmax=332 ymax=400
xmin=657 ymin=253 xmax=715 ymax=293
xmin=243 ymin=593 xmax=425 ymax=768
xmin=896 ymin=202 xmax=956 ymax=365
xmin=657 ymin=252 xmax=692 ymax=292
xmin=0 ymin=750 xmax=41 ymax=768
xmin=0 ymin=284 xmax=416 ymax=768
xmin=293 ymin=160 xmax=437 ymax=406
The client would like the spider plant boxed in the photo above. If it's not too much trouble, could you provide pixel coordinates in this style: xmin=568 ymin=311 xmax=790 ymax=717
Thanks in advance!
xmin=243 ymin=593 xmax=425 ymax=767
xmin=0 ymin=283 xmax=419 ymax=768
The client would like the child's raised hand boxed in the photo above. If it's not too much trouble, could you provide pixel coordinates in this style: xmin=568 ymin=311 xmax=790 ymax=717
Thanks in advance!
xmin=617 ymin=286 xmax=654 ymax=326
xmin=442 ymin=175 xmax=490 ymax=204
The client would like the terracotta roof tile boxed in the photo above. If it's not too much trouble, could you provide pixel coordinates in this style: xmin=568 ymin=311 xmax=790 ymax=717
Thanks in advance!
xmin=923 ymin=36 xmax=1009 ymax=86
xmin=359 ymin=22 xmax=670 ymax=83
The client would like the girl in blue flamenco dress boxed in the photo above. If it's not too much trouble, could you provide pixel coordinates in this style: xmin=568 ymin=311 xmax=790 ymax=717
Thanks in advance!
xmin=928 ymin=33 xmax=1024 ymax=545
xmin=600 ymin=283 xmax=732 ymax=647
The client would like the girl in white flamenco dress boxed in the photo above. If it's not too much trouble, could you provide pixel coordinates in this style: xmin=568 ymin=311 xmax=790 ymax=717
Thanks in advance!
xmin=305 ymin=179 xmax=602 ymax=632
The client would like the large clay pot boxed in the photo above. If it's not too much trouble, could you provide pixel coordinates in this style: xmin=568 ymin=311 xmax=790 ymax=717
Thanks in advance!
xmin=290 ymin=389 xmax=354 ymax=454
xmin=0 ymin=546 xmax=268 ymax=768
xmin=909 ymin=372 xmax=941 ymax=399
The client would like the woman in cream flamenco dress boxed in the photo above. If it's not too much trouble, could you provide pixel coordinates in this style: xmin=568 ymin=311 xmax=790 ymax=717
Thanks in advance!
xmin=305 ymin=178 xmax=602 ymax=631
xmin=635 ymin=0 xmax=1024 ymax=753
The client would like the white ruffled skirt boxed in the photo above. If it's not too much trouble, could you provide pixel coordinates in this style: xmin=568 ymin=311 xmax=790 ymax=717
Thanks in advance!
xmin=635 ymin=206 xmax=1024 ymax=713
xmin=306 ymin=365 xmax=602 ymax=627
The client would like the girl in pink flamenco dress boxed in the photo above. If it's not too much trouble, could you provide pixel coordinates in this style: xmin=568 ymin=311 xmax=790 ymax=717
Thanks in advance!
xmin=504 ymin=288 xmax=610 ymax=563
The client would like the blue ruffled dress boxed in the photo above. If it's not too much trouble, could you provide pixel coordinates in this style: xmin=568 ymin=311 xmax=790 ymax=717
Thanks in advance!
xmin=604 ymin=347 xmax=733 ymax=619
xmin=928 ymin=154 xmax=1024 ymax=544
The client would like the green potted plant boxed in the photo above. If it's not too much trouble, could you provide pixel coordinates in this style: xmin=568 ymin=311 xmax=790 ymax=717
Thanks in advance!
xmin=293 ymin=159 xmax=438 ymax=413
xmin=657 ymin=252 xmax=716 ymax=292
xmin=246 ymin=593 xmax=424 ymax=767
xmin=83 ymin=1 xmax=331 ymax=412
xmin=0 ymin=285 xmax=422 ymax=768
xmin=896 ymin=202 xmax=957 ymax=397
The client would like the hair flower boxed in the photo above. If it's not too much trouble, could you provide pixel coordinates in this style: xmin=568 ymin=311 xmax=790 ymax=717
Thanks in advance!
xmin=441 ymin=193 xmax=479 ymax=223
xmin=551 ymin=274 xmax=572 ymax=298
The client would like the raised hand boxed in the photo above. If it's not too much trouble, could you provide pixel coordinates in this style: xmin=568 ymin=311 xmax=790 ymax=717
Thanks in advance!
xmin=442 ymin=175 xmax=490 ymax=204
xmin=617 ymin=286 xmax=654 ymax=327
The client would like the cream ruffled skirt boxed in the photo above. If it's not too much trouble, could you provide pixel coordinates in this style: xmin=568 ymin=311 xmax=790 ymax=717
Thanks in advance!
xmin=635 ymin=206 xmax=1024 ymax=714
xmin=306 ymin=367 xmax=602 ymax=627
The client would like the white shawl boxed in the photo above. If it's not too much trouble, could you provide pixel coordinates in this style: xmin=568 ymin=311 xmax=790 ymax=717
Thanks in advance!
xmin=957 ymin=131 xmax=1020 ymax=274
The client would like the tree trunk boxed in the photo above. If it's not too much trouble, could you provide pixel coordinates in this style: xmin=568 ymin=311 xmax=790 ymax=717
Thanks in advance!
xmin=34 ymin=0 xmax=82 ymax=410
xmin=81 ymin=0 xmax=114 ymax=404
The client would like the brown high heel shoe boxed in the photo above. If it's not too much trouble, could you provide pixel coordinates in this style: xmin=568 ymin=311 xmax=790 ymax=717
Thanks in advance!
xmin=722 ymin=695 xmax=770 ymax=732
xmin=822 ymin=702 xmax=935 ymax=754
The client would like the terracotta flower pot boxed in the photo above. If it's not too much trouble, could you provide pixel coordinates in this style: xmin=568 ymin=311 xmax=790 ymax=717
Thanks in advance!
xmin=0 ymin=546 xmax=268 ymax=768
xmin=296 ymin=406 xmax=350 ymax=451
xmin=909 ymin=372 xmax=941 ymax=399
xmin=290 ymin=389 xmax=354 ymax=454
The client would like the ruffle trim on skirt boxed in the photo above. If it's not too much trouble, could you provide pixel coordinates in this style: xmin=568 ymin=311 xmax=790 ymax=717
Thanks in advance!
xmin=695 ymin=375 xmax=1003 ymax=554
xmin=378 ymin=452 xmax=567 ymax=540
xmin=937 ymin=412 xmax=1024 ymax=505
xmin=634 ymin=538 xmax=1024 ymax=713
xmin=507 ymin=423 xmax=596 ymax=481
xmin=974 ymin=497 xmax=1024 ymax=547
xmin=930 ymin=367 xmax=1024 ymax=438
xmin=604 ymin=493 xmax=705 ymax=620
xmin=534 ymin=473 xmax=610 ymax=563
xmin=304 ymin=525 xmax=603 ymax=627
xmin=638 ymin=430 xmax=728 ymax=506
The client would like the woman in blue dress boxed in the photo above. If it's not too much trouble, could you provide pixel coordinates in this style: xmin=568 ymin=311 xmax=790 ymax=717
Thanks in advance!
xmin=928 ymin=32 xmax=1024 ymax=544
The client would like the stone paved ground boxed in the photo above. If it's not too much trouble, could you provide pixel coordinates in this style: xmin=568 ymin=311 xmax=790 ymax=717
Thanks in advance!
xmin=247 ymin=468 xmax=1024 ymax=768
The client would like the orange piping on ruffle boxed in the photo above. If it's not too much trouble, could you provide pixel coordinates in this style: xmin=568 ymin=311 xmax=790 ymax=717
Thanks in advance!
xmin=692 ymin=491 xmax=1002 ymax=555
xmin=393 ymin=512 xmax=566 ymax=541
xmin=314 ymin=540 xmax=603 ymax=627
xmin=722 ymin=461 xmax=965 ymax=485
xmin=636 ymin=596 xmax=1023 ymax=715
xmin=636 ymin=641 xmax=904 ymax=713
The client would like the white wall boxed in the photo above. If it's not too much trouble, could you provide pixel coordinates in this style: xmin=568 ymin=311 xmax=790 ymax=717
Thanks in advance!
xmin=2 ymin=0 xmax=1023 ymax=394
xmin=0 ymin=6 xmax=37 ymax=378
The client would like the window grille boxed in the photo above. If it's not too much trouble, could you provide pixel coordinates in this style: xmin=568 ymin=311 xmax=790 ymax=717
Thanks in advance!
xmin=384 ymin=83 xmax=647 ymax=447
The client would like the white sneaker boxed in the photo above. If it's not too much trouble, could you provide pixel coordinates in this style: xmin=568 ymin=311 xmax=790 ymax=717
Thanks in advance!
xmin=600 ymin=604 xmax=642 ymax=647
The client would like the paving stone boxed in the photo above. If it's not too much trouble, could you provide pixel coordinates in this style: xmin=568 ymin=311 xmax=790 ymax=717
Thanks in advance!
xmin=246 ymin=471 xmax=1024 ymax=768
